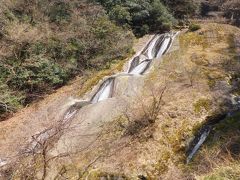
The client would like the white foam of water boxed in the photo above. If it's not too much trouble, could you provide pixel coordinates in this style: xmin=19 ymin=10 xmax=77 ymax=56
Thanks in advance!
xmin=127 ymin=35 xmax=156 ymax=72
xmin=146 ymin=35 xmax=161 ymax=59
xmin=0 ymin=159 xmax=7 ymax=167
xmin=186 ymin=128 xmax=211 ymax=163
xmin=173 ymin=31 xmax=180 ymax=39
xmin=91 ymin=80 xmax=113 ymax=103
xmin=64 ymin=110 xmax=78 ymax=120
xmin=156 ymin=36 xmax=171 ymax=58
xmin=65 ymin=98 xmax=88 ymax=108
xmin=97 ymin=82 xmax=112 ymax=102
xmin=130 ymin=60 xmax=150 ymax=75
xmin=138 ymin=54 xmax=148 ymax=63
xmin=162 ymin=32 xmax=179 ymax=55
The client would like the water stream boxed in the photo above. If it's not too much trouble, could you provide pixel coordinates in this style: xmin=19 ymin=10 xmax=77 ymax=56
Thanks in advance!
xmin=128 ymin=33 xmax=175 ymax=75
xmin=186 ymin=113 xmax=235 ymax=163
xmin=90 ymin=77 xmax=115 ymax=103
xmin=130 ymin=59 xmax=152 ymax=75
xmin=186 ymin=125 xmax=212 ymax=164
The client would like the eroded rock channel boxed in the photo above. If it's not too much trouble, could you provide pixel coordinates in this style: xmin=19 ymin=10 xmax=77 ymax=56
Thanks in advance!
xmin=63 ymin=32 xmax=177 ymax=123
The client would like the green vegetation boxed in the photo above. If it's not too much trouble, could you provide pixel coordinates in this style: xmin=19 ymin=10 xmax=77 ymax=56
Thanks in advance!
xmin=194 ymin=98 xmax=212 ymax=113
xmin=94 ymin=0 xmax=198 ymax=36
xmin=201 ymin=163 xmax=240 ymax=180
xmin=0 ymin=0 xmax=134 ymax=120
xmin=162 ymin=0 xmax=199 ymax=19
xmin=189 ymin=23 xmax=201 ymax=32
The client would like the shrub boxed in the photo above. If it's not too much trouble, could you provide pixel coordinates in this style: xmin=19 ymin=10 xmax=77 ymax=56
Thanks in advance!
xmin=189 ymin=23 xmax=201 ymax=32
xmin=193 ymin=98 xmax=212 ymax=113
xmin=108 ymin=5 xmax=131 ymax=25
xmin=48 ymin=1 xmax=71 ymax=23
xmin=0 ymin=81 xmax=24 ymax=120
xmin=8 ymin=58 xmax=69 ymax=92
xmin=162 ymin=0 xmax=199 ymax=19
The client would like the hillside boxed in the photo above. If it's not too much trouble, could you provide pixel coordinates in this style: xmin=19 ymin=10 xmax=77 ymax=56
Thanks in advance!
xmin=1 ymin=0 xmax=240 ymax=179
xmin=0 ymin=22 xmax=239 ymax=179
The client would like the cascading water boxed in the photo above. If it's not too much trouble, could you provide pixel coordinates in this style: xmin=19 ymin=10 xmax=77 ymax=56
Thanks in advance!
xmin=62 ymin=100 xmax=91 ymax=122
xmin=90 ymin=78 xmax=115 ymax=103
xmin=42 ymin=32 xmax=178 ymax=132
xmin=54 ymin=32 xmax=177 ymax=126
xmin=130 ymin=59 xmax=152 ymax=75
xmin=128 ymin=33 xmax=175 ymax=75
xmin=151 ymin=35 xmax=165 ymax=57
xmin=128 ymin=56 xmax=140 ymax=73
xmin=156 ymin=35 xmax=172 ymax=58
xmin=82 ymin=32 xmax=177 ymax=106
xmin=144 ymin=35 xmax=162 ymax=59
xmin=65 ymin=32 xmax=176 ymax=113
xmin=186 ymin=113 xmax=230 ymax=163
xmin=186 ymin=126 xmax=212 ymax=164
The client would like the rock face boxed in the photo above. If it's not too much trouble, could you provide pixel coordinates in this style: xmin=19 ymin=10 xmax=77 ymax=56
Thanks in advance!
xmin=0 ymin=23 xmax=240 ymax=179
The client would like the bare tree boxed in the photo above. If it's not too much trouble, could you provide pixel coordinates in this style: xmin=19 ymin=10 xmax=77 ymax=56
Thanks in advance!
xmin=123 ymin=86 xmax=167 ymax=136
xmin=183 ymin=64 xmax=200 ymax=87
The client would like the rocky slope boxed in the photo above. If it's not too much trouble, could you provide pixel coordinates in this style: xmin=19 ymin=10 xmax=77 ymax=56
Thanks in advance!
xmin=0 ymin=23 xmax=240 ymax=179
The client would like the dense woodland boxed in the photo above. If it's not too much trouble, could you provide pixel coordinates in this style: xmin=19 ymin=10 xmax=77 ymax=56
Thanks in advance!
xmin=93 ymin=0 xmax=198 ymax=36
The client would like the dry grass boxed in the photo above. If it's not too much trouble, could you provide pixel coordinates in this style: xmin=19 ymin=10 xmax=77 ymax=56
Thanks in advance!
xmin=197 ymin=163 xmax=240 ymax=180
xmin=4 ymin=21 xmax=45 ymax=43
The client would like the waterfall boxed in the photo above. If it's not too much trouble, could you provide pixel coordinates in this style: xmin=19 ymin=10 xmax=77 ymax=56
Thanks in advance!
xmin=63 ymin=32 xmax=177 ymax=122
xmin=0 ymin=159 xmax=7 ymax=167
xmin=129 ymin=59 xmax=151 ymax=75
xmin=151 ymin=34 xmax=165 ymax=58
xmin=128 ymin=33 xmax=175 ymax=75
xmin=90 ymin=32 xmax=176 ymax=103
xmin=90 ymin=78 xmax=115 ymax=103
xmin=186 ymin=113 xmax=230 ymax=163
xmin=186 ymin=126 xmax=212 ymax=164
xmin=128 ymin=56 xmax=140 ymax=73
xmin=156 ymin=35 xmax=172 ymax=58
xmin=145 ymin=35 xmax=162 ymax=59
